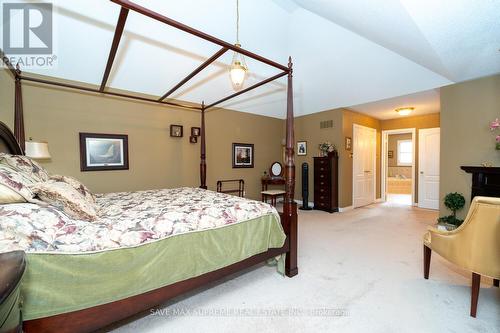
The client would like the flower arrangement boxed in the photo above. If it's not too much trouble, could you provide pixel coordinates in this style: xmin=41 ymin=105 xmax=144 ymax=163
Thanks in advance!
xmin=318 ymin=142 xmax=337 ymax=156
xmin=489 ymin=118 xmax=500 ymax=150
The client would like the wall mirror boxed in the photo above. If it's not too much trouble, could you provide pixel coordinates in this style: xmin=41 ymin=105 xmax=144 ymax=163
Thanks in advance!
xmin=270 ymin=161 xmax=283 ymax=178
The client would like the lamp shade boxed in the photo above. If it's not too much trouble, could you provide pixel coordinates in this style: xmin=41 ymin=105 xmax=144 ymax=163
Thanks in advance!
xmin=25 ymin=141 xmax=51 ymax=159
xmin=229 ymin=44 xmax=248 ymax=89
xmin=230 ymin=62 xmax=247 ymax=88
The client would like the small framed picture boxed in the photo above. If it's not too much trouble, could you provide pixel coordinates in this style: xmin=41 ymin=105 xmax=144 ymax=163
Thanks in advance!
xmin=170 ymin=125 xmax=183 ymax=137
xmin=79 ymin=133 xmax=129 ymax=172
xmin=345 ymin=137 xmax=352 ymax=151
xmin=388 ymin=150 xmax=394 ymax=158
xmin=297 ymin=141 xmax=307 ymax=156
xmin=189 ymin=136 xmax=198 ymax=143
xmin=191 ymin=127 xmax=201 ymax=137
xmin=232 ymin=143 xmax=254 ymax=168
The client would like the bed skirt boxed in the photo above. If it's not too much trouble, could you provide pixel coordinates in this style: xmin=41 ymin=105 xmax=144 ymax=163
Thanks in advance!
xmin=20 ymin=213 xmax=285 ymax=320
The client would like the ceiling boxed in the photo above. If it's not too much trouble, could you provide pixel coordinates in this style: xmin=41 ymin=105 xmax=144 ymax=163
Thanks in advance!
xmin=1 ymin=0 xmax=499 ymax=119
xmin=349 ymin=89 xmax=440 ymax=120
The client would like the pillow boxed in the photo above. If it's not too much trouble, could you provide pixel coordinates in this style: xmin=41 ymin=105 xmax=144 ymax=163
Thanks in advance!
xmin=30 ymin=180 xmax=98 ymax=221
xmin=0 ymin=164 xmax=35 ymax=201
xmin=0 ymin=153 xmax=49 ymax=182
xmin=50 ymin=175 xmax=96 ymax=204
xmin=0 ymin=183 xmax=26 ymax=204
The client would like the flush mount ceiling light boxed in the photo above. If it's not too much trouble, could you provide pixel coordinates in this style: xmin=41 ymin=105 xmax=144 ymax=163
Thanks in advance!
xmin=229 ymin=0 xmax=248 ymax=90
xmin=395 ymin=107 xmax=414 ymax=116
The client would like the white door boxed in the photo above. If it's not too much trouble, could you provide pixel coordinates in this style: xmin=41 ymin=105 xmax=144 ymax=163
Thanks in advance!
xmin=418 ymin=128 xmax=440 ymax=209
xmin=353 ymin=124 xmax=377 ymax=208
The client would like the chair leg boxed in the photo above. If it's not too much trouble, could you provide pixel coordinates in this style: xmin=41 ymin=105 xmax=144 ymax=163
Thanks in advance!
xmin=471 ymin=273 xmax=481 ymax=318
xmin=423 ymin=245 xmax=431 ymax=279
xmin=494 ymin=279 xmax=499 ymax=287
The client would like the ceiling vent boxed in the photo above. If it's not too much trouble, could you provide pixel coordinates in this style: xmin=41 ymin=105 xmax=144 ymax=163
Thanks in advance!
xmin=320 ymin=120 xmax=334 ymax=129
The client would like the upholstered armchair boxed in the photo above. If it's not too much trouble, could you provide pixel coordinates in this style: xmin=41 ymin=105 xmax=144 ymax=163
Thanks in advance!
xmin=423 ymin=196 xmax=500 ymax=318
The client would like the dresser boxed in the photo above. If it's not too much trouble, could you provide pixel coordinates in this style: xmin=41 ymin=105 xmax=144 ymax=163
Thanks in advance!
xmin=313 ymin=154 xmax=339 ymax=213
xmin=461 ymin=166 xmax=500 ymax=199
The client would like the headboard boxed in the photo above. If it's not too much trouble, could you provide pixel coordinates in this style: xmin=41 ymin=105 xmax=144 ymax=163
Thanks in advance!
xmin=0 ymin=122 xmax=23 ymax=155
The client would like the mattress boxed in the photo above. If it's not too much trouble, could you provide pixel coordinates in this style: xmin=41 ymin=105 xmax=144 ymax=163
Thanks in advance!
xmin=0 ymin=188 xmax=286 ymax=320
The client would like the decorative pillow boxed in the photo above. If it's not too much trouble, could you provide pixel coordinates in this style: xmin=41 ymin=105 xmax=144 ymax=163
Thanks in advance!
xmin=0 ymin=153 xmax=49 ymax=182
xmin=0 ymin=164 xmax=35 ymax=201
xmin=30 ymin=181 xmax=98 ymax=221
xmin=50 ymin=175 xmax=96 ymax=204
xmin=0 ymin=183 xmax=26 ymax=204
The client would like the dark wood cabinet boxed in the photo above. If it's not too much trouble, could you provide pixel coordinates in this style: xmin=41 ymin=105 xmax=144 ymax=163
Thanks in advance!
xmin=313 ymin=154 xmax=339 ymax=213
xmin=461 ymin=166 xmax=500 ymax=199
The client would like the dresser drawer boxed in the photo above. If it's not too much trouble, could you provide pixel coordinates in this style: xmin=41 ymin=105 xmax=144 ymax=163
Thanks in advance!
xmin=314 ymin=170 xmax=331 ymax=183
xmin=314 ymin=192 xmax=330 ymax=202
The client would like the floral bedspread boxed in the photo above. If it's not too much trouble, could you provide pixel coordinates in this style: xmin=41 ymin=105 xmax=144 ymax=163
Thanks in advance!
xmin=0 ymin=188 xmax=278 ymax=254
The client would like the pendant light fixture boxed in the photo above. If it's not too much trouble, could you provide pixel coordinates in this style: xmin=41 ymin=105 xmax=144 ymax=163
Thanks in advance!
xmin=229 ymin=0 xmax=248 ymax=89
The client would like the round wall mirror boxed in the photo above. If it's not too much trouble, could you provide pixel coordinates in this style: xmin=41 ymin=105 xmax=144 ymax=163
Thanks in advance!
xmin=270 ymin=161 xmax=283 ymax=177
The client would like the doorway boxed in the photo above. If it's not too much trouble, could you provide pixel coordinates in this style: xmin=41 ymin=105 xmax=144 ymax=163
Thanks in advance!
xmin=353 ymin=124 xmax=377 ymax=208
xmin=381 ymin=128 xmax=416 ymax=205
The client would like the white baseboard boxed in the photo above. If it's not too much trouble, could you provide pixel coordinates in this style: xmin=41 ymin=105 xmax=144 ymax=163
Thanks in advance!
xmin=294 ymin=199 xmax=314 ymax=207
xmin=375 ymin=198 xmax=384 ymax=203
xmin=339 ymin=206 xmax=354 ymax=212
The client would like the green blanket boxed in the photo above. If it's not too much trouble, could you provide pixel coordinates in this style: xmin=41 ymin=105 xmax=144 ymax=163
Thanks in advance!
xmin=21 ymin=213 xmax=285 ymax=320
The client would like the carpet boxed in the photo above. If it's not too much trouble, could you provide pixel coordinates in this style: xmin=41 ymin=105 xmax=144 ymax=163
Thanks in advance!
xmin=106 ymin=202 xmax=500 ymax=333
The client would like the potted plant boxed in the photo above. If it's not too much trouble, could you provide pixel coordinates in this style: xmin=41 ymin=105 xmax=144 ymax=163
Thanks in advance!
xmin=437 ymin=192 xmax=466 ymax=230
xmin=318 ymin=142 xmax=337 ymax=157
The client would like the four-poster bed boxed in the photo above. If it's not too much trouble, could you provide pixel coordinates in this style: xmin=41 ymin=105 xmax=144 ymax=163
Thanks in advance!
xmin=0 ymin=0 xmax=298 ymax=332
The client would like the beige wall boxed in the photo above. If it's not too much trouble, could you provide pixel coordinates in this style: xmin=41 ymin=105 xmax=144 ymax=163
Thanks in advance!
xmin=380 ymin=113 xmax=440 ymax=202
xmin=295 ymin=108 xmax=381 ymax=208
xmin=440 ymin=74 xmax=500 ymax=218
xmin=387 ymin=133 xmax=412 ymax=167
xmin=0 ymin=70 xmax=283 ymax=200
xmin=295 ymin=108 xmax=343 ymax=203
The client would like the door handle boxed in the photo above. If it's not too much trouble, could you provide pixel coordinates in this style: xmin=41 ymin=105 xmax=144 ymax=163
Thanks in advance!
xmin=420 ymin=171 xmax=424 ymax=174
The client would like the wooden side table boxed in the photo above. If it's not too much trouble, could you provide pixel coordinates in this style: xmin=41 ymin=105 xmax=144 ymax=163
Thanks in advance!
xmin=0 ymin=251 xmax=26 ymax=333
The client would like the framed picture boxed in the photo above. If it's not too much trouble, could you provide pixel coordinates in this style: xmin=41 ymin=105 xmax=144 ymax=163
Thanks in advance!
xmin=297 ymin=141 xmax=307 ymax=156
xmin=345 ymin=137 xmax=352 ymax=151
xmin=388 ymin=150 xmax=394 ymax=158
xmin=191 ymin=127 xmax=201 ymax=137
xmin=189 ymin=136 xmax=197 ymax=143
xmin=79 ymin=133 xmax=129 ymax=172
xmin=170 ymin=125 xmax=183 ymax=137
xmin=232 ymin=143 xmax=254 ymax=168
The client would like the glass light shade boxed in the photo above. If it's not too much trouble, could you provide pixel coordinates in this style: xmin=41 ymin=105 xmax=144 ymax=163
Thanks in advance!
xmin=229 ymin=44 xmax=248 ymax=89
xmin=230 ymin=62 xmax=247 ymax=88
xmin=25 ymin=141 xmax=51 ymax=159
xmin=395 ymin=107 xmax=414 ymax=116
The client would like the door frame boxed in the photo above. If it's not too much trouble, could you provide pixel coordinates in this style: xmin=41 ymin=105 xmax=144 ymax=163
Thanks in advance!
xmin=381 ymin=128 xmax=416 ymax=205
xmin=352 ymin=124 xmax=377 ymax=208
xmin=418 ymin=127 xmax=440 ymax=210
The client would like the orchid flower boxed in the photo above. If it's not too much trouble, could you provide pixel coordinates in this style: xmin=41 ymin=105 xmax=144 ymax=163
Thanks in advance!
xmin=490 ymin=118 xmax=500 ymax=130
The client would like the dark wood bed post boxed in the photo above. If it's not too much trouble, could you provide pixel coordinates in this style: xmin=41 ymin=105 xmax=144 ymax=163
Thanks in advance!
xmin=200 ymin=101 xmax=207 ymax=189
xmin=284 ymin=57 xmax=298 ymax=277
xmin=14 ymin=64 xmax=25 ymax=152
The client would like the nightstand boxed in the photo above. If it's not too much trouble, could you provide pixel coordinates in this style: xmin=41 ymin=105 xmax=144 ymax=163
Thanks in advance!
xmin=0 ymin=251 xmax=26 ymax=333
